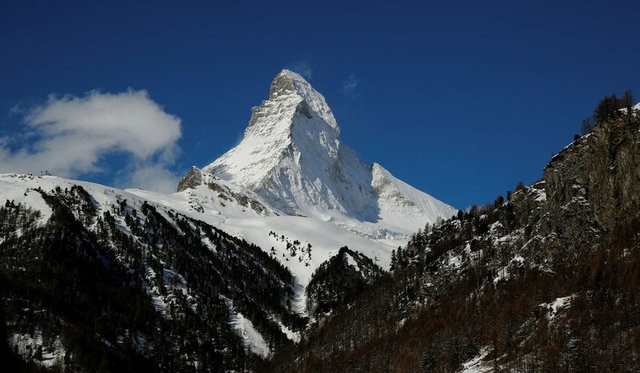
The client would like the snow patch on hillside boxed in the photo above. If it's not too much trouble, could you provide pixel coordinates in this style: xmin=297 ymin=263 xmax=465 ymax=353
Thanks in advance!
xmin=459 ymin=347 xmax=492 ymax=372
xmin=541 ymin=294 xmax=574 ymax=319
xmin=345 ymin=252 xmax=361 ymax=273
xmin=10 ymin=330 xmax=66 ymax=368
xmin=0 ymin=174 xmax=53 ymax=225
xmin=271 ymin=315 xmax=301 ymax=343
xmin=224 ymin=298 xmax=270 ymax=358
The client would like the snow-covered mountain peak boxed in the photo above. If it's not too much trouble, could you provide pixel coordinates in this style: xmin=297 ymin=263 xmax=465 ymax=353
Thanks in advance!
xmin=194 ymin=69 xmax=457 ymax=236
xmin=268 ymin=69 xmax=338 ymax=132
xmin=203 ymin=69 xmax=342 ymax=192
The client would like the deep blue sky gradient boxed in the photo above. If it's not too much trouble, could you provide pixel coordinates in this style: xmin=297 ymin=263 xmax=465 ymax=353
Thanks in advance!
xmin=1 ymin=0 xmax=639 ymax=209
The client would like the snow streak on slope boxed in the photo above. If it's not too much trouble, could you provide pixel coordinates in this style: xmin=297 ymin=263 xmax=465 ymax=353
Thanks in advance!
xmin=224 ymin=297 xmax=271 ymax=358
xmin=219 ymin=215 xmax=390 ymax=315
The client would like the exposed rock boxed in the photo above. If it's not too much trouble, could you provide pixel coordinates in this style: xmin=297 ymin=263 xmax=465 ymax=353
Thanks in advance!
xmin=176 ymin=166 xmax=202 ymax=192
xmin=544 ymin=114 xmax=640 ymax=234
xmin=269 ymin=71 xmax=297 ymax=99
xmin=207 ymin=181 xmax=267 ymax=215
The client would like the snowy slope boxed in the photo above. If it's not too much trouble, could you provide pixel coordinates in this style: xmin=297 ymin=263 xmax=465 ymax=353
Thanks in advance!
xmin=0 ymin=173 xmax=388 ymax=318
xmin=0 ymin=173 xmax=310 ymax=365
xmin=130 ymin=182 xmax=392 ymax=316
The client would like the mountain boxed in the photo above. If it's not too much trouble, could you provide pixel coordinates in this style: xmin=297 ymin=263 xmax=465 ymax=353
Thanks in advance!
xmin=0 ymin=70 xmax=457 ymax=371
xmin=181 ymin=69 xmax=457 ymax=239
xmin=2 ymin=77 xmax=639 ymax=371
xmin=263 ymin=100 xmax=640 ymax=372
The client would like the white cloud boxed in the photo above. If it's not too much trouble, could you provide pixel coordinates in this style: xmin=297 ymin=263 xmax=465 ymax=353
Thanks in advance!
xmin=287 ymin=59 xmax=314 ymax=80
xmin=342 ymin=74 xmax=360 ymax=98
xmin=119 ymin=163 xmax=181 ymax=194
xmin=0 ymin=90 xmax=182 ymax=193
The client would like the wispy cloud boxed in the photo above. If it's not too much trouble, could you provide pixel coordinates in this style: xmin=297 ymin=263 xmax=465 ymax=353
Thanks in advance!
xmin=287 ymin=59 xmax=314 ymax=80
xmin=342 ymin=74 xmax=360 ymax=98
xmin=0 ymin=89 xmax=182 ymax=193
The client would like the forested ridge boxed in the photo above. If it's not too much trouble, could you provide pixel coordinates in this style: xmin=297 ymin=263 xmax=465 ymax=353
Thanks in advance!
xmin=0 ymin=185 xmax=304 ymax=371
xmin=263 ymin=95 xmax=640 ymax=372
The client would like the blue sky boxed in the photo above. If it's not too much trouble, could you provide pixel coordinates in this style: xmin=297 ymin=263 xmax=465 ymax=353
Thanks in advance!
xmin=1 ymin=0 xmax=639 ymax=209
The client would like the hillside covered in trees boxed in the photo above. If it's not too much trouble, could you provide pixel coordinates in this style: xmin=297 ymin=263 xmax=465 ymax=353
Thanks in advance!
xmin=0 ymin=184 xmax=305 ymax=371
xmin=263 ymin=94 xmax=640 ymax=371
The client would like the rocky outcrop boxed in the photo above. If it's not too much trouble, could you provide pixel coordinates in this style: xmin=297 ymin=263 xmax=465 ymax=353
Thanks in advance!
xmin=544 ymin=113 xmax=640 ymax=234
xmin=207 ymin=181 xmax=267 ymax=215
xmin=176 ymin=166 xmax=202 ymax=192
xmin=269 ymin=71 xmax=297 ymax=99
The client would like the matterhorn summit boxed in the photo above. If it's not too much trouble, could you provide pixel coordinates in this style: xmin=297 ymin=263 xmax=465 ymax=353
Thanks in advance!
xmin=185 ymin=70 xmax=457 ymax=238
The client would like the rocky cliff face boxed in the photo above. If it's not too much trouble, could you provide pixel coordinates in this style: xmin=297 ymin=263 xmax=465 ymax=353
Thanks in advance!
xmin=177 ymin=166 xmax=202 ymax=192
xmin=544 ymin=114 xmax=640 ymax=234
